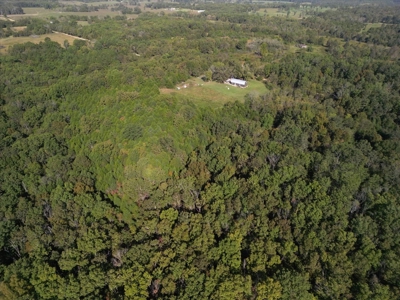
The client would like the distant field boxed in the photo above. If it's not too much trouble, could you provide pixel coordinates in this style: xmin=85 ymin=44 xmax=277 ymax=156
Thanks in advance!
xmin=4 ymin=4 xmax=198 ymax=21
xmin=161 ymin=78 xmax=267 ymax=108
xmin=255 ymin=6 xmax=334 ymax=18
xmin=255 ymin=8 xmax=288 ymax=17
xmin=0 ymin=33 xmax=83 ymax=53
xmin=361 ymin=23 xmax=383 ymax=32
xmin=58 ymin=1 xmax=119 ymax=4
xmin=288 ymin=43 xmax=326 ymax=54
xmin=252 ymin=1 xmax=292 ymax=2
xmin=9 ymin=7 xmax=123 ymax=20
xmin=11 ymin=26 xmax=27 ymax=32
xmin=255 ymin=7 xmax=306 ymax=18
xmin=77 ymin=21 xmax=90 ymax=26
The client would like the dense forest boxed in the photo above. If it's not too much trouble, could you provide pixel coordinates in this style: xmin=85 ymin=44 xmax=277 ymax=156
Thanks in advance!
xmin=1 ymin=1 xmax=400 ymax=299
xmin=0 ymin=2 xmax=23 ymax=15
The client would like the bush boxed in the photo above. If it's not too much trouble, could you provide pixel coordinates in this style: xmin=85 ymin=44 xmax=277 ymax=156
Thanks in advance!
xmin=123 ymin=124 xmax=143 ymax=140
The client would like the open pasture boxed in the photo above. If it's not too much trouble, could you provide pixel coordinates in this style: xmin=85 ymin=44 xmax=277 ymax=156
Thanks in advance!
xmin=0 ymin=32 xmax=83 ymax=53
xmin=11 ymin=26 xmax=27 ymax=32
xmin=9 ymin=7 xmax=123 ymax=20
xmin=58 ymin=1 xmax=120 ymax=5
xmin=161 ymin=78 xmax=267 ymax=109
xmin=255 ymin=6 xmax=334 ymax=19
xmin=361 ymin=22 xmax=383 ymax=32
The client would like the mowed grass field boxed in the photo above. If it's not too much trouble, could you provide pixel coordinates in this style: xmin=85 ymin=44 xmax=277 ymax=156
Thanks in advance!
xmin=0 ymin=33 xmax=82 ymax=53
xmin=161 ymin=78 xmax=267 ymax=109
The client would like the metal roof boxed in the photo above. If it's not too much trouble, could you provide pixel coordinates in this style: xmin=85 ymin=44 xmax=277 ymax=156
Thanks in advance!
xmin=229 ymin=78 xmax=247 ymax=85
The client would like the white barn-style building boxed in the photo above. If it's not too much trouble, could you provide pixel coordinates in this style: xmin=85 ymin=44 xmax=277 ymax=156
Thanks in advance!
xmin=226 ymin=78 xmax=248 ymax=88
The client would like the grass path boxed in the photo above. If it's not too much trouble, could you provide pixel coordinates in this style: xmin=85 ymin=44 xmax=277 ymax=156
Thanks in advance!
xmin=52 ymin=31 xmax=89 ymax=41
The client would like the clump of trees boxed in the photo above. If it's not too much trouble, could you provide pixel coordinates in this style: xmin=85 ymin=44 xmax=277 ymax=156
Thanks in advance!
xmin=0 ymin=3 xmax=23 ymax=15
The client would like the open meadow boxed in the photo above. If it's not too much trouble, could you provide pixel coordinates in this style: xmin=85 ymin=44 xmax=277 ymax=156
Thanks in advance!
xmin=161 ymin=78 xmax=267 ymax=108
xmin=360 ymin=22 xmax=383 ymax=32
xmin=58 ymin=1 xmax=120 ymax=5
xmin=254 ymin=6 xmax=334 ymax=19
xmin=0 ymin=32 xmax=83 ymax=53
xmin=7 ymin=7 xmax=123 ymax=21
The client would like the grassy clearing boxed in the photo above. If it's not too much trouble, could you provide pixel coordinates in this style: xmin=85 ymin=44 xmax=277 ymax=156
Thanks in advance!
xmin=11 ymin=26 xmax=27 ymax=32
xmin=161 ymin=78 xmax=267 ymax=109
xmin=0 ymin=33 xmax=82 ymax=53
xmin=77 ymin=21 xmax=89 ymax=26
xmin=288 ymin=44 xmax=326 ymax=55
xmin=143 ymin=7 xmax=204 ymax=16
xmin=58 ymin=1 xmax=120 ymax=5
xmin=252 ymin=0 xmax=293 ymax=2
xmin=255 ymin=8 xmax=288 ymax=17
xmin=254 ymin=8 xmax=305 ymax=19
xmin=255 ymin=6 xmax=334 ymax=19
xmin=6 ymin=4 xmax=199 ymax=21
xmin=361 ymin=23 xmax=383 ymax=33
xmin=9 ymin=7 xmax=123 ymax=20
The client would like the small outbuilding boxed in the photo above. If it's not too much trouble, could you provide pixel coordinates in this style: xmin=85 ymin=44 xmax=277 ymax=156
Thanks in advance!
xmin=226 ymin=78 xmax=248 ymax=88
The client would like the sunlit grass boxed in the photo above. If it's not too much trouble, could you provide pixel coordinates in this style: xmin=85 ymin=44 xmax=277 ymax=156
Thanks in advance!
xmin=9 ymin=7 xmax=122 ymax=20
xmin=361 ymin=23 xmax=383 ymax=33
xmin=0 ymin=33 xmax=83 ymax=53
xmin=254 ymin=6 xmax=335 ymax=19
xmin=161 ymin=78 xmax=267 ymax=109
